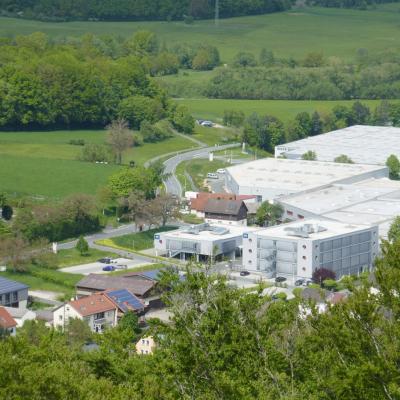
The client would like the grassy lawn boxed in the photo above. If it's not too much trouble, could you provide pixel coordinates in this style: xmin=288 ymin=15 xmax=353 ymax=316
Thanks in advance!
xmin=192 ymin=125 xmax=239 ymax=146
xmin=177 ymin=99 xmax=400 ymax=123
xmin=2 ymin=6 xmax=400 ymax=61
xmin=0 ymin=129 xmax=194 ymax=199
xmin=54 ymin=248 xmax=117 ymax=268
xmin=105 ymin=226 xmax=178 ymax=251
xmin=179 ymin=213 xmax=204 ymax=225
xmin=177 ymin=159 xmax=230 ymax=191
xmin=0 ymin=266 xmax=83 ymax=296
xmin=109 ymin=263 xmax=166 ymax=276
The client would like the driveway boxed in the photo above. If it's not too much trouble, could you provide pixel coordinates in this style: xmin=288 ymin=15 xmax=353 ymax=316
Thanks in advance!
xmin=60 ymin=257 xmax=152 ymax=275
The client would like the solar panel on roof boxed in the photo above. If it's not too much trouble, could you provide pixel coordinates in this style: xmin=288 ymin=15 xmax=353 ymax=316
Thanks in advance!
xmin=106 ymin=289 xmax=144 ymax=312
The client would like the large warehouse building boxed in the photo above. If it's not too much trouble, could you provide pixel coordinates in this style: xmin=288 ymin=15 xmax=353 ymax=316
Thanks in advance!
xmin=278 ymin=177 xmax=400 ymax=239
xmin=274 ymin=125 xmax=400 ymax=165
xmin=243 ymin=219 xmax=378 ymax=282
xmin=225 ymin=158 xmax=388 ymax=201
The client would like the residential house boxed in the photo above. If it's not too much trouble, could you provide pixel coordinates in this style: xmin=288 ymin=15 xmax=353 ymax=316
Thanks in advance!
xmin=190 ymin=192 xmax=256 ymax=218
xmin=204 ymin=199 xmax=248 ymax=226
xmin=4 ymin=307 xmax=36 ymax=328
xmin=53 ymin=293 xmax=118 ymax=333
xmin=136 ymin=336 xmax=156 ymax=355
xmin=0 ymin=306 xmax=17 ymax=336
xmin=75 ymin=274 xmax=157 ymax=300
xmin=0 ymin=277 xmax=29 ymax=309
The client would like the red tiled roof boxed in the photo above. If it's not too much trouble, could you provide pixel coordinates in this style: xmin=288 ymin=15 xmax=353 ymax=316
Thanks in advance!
xmin=0 ymin=307 xmax=17 ymax=329
xmin=190 ymin=192 xmax=255 ymax=212
xmin=69 ymin=293 xmax=117 ymax=317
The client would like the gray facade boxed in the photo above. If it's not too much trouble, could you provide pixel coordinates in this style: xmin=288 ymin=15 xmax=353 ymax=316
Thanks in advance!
xmin=0 ymin=277 xmax=29 ymax=308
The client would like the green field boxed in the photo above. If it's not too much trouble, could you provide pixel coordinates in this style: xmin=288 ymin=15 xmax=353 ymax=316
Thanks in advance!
xmin=177 ymin=99 xmax=400 ymax=123
xmin=0 ymin=130 xmax=195 ymax=199
xmin=105 ymin=226 xmax=177 ymax=251
xmin=2 ymin=6 xmax=400 ymax=61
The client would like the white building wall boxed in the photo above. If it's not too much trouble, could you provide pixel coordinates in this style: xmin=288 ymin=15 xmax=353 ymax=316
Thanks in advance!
xmin=53 ymin=304 xmax=82 ymax=330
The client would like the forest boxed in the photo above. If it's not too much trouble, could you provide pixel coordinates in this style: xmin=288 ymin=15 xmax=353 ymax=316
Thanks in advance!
xmin=0 ymin=32 xmax=202 ymax=130
xmin=0 ymin=0 xmax=293 ymax=21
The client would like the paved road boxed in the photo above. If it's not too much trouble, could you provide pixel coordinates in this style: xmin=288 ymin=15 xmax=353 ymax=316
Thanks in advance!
xmin=163 ymin=143 xmax=240 ymax=196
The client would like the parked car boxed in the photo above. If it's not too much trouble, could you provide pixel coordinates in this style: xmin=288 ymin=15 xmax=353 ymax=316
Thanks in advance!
xmin=207 ymin=172 xmax=219 ymax=179
xmin=275 ymin=276 xmax=287 ymax=283
xmin=102 ymin=265 xmax=116 ymax=272
xmin=217 ymin=168 xmax=225 ymax=174
xmin=98 ymin=258 xmax=111 ymax=264
xmin=305 ymin=280 xmax=313 ymax=286
xmin=239 ymin=270 xmax=250 ymax=276
xmin=295 ymin=279 xmax=305 ymax=286
xmin=201 ymin=120 xmax=214 ymax=127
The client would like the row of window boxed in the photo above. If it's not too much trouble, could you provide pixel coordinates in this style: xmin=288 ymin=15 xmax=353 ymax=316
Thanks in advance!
xmin=320 ymin=232 xmax=372 ymax=252
xmin=320 ymin=242 xmax=371 ymax=262
xmin=0 ymin=291 xmax=18 ymax=305
xmin=321 ymin=253 xmax=370 ymax=270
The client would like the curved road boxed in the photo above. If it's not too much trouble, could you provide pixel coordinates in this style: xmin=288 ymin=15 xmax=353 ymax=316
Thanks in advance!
xmin=163 ymin=143 xmax=240 ymax=196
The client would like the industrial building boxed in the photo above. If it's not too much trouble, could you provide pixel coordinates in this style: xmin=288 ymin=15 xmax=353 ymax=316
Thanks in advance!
xmin=154 ymin=223 xmax=260 ymax=261
xmin=225 ymin=158 xmax=387 ymax=201
xmin=243 ymin=219 xmax=378 ymax=282
xmin=278 ymin=178 xmax=400 ymax=239
xmin=274 ymin=125 xmax=400 ymax=165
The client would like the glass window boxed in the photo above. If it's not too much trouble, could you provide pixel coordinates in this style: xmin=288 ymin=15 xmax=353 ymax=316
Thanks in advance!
xmin=333 ymin=238 xmax=342 ymax=249
xmin=333 ymin=248 xmax=341 ymax=260
xmin=351 ymin=255 xmax=360 ymax=267
xmin=342 ymin=257 xmax=350 ymax=268
xmin=342 ymin=246 xmax=350 ymax=257
xmin=342 ymin=236 xmax=351 ymax=247
xmin=12 ymin=292 xmax=18 ymax=301
xmin=351 ymin=234 xmax=360 ymax=245
xmin=360 ymin=242 xmax=369 ymax=253
xmin=351 ymin=244 xmax=360 ymax=255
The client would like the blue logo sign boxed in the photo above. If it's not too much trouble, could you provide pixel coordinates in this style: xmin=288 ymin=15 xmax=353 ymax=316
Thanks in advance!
xmin=154 ymin=234 xmax=160 ymax=239
xmin=243 ymin=233 xmax=248 ymax=238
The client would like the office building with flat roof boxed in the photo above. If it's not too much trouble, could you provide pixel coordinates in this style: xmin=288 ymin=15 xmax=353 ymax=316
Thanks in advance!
xmin=243 ymin=219 xmax=378 ymax=281
xmin=154 ymin=223 xmax=260 ymax=261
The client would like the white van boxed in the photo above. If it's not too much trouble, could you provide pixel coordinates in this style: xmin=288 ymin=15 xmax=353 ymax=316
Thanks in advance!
xmin=207 ymin=172 xmax=219 ymax=179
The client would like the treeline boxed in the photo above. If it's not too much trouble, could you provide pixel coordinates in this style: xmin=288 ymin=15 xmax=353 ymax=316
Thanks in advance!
xmin=224 ymin=100 xmax=399 ymax=152
xmin=205 ymin=63 xmax=400 ymax=100
xmin=307 ymin=0 xmax=398 ymax=10
xmin=1 ymin=237 xmax=400 ymax=399
xmin=0 ymin=32 xmax=201 ymax=130
xmin=0 ymin=0 xmax=293 ymax=21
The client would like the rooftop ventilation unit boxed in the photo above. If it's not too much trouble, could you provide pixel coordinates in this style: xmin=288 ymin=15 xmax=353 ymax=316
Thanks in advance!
xmin=182 ymin=223 xmax=229 ymax=236
xmin=284 ymin=223 xmax=327 ymax=238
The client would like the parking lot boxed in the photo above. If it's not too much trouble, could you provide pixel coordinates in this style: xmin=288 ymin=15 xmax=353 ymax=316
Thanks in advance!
xmin=60 ymin=258 xmax=152 ymax=275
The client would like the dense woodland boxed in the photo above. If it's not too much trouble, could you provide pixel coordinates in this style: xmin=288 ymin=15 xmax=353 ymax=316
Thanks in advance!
xmin=0 ymin=32 xmax=201 ymax=130
xmin=307 ymin=0 xmax=398 ymax=9
xmin=0 ymin=0 xmax=293 ymax=21
xmin=1 ymin=238 xmax=400 ymax=399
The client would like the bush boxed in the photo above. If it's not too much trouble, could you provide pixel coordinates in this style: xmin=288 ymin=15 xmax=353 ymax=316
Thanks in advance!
xmin=69 ymin=139 xmax=85 ymax=146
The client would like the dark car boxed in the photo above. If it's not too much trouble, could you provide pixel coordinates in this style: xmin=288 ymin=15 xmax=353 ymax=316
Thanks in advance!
xmin=239 ymin=270 xmax=250 ymax=276
xmin=295 ymin=279 xmax=305 ymax=286
xmin=275 ymin=276 xmax=287 ymax=283
xmin=102 ymin=265 xmax=115 ymax=272
xmin=98 ymin=258 xmax=111 ymax=264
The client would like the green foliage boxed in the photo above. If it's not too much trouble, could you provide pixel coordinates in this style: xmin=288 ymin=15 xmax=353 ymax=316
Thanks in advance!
xmin=255 ymin=201 xmax=283 ymax=227
xmin=192 ymin=45 xmax=220 ymax=71
xmin=108 ymin=166 xmax=160 ymax=199
xmin=334 ymin=154 xmax=354 ymax=163
xmin=170 ymin=104 xmax=195 ymax=134
xmin=79 ymin=143 xmax=112 ymax=163
xmin=140 ymin=120 xmax=172 ymax=143
xmin=301 ymin=150 xmax=317 ymax=160
xmin=0 ymin=0 xmax=292 ymax=22
xmin=323 ymin=279 xmax=338 ymax=291
xmin=13 ymin=194 xmax=101 ymax=242
xmin=76 ymin=235 xmax=89 ymax=256
xmin=233 ymin=51 xmax=257 ymax=67
xmin=388 ymin=216 xmax=400 ymax=244
xmin=386 ymin=154 xmax=400 ymax=180
xmin=223 ymin=109 xmax=245 ymax=127
xmin=118 ymin=96 xmax=165 ymax=130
